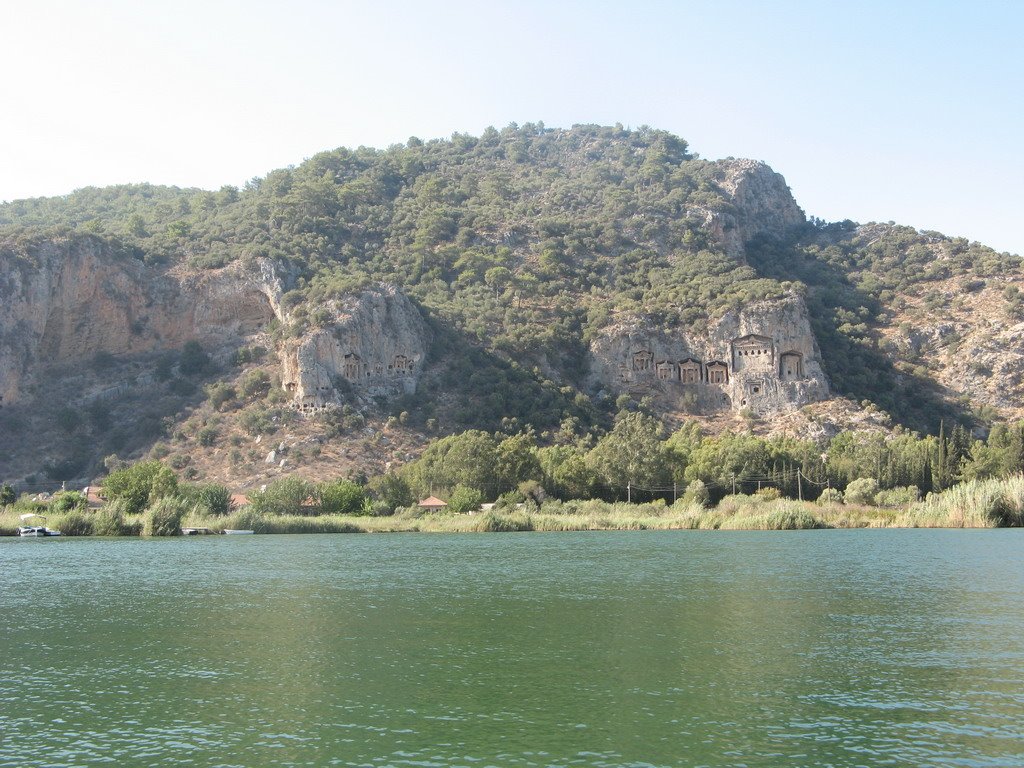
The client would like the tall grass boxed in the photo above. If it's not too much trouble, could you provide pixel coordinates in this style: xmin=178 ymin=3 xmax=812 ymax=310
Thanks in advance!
xmin=5 ymin=478 xmax=1023 ymax=535
xmin=898 ymin=475 xmax=1024 ymax=528
xmin=718 ymin=503 xmax=823 ymax=531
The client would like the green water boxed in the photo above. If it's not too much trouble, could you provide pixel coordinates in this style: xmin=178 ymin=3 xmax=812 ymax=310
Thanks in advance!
xmin=1 ymin=530 xmax=1022 ymax=767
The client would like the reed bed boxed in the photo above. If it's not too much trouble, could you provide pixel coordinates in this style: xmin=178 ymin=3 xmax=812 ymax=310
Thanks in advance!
xmin=5 ymin=477 xmax=1024 ymax=535
xmin=897 ymin=475 xmax=1024 ymax=528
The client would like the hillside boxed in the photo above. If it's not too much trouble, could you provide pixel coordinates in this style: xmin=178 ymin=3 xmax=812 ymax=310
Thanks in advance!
xmin=1 ymin=123 xmax=1021 ymax=489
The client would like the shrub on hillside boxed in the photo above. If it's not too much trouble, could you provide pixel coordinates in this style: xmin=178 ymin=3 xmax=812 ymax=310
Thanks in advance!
xmin=178 ymin=340 xmax=210 ymax=375
xmin=844 ymin=477 xmax=879 ymax=506
xmin=205 ymin=383 xmax=236 ymax=410
xmin=238 ymin=406 xmax=275 ymax=436
xmin=55 ymin=407 xmax=83 ymax=433
xmin=239 ymin=369 xmax=271 ymax=399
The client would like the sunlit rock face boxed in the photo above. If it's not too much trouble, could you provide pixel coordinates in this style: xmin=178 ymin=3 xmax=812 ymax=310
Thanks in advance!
xmin=588 ymin=294 xmax=828 ymax=416
xmin=698 ymin=158 xmax=806 ymax=260
xmin=0 ymin=236 xmax=284 ymax=407
xmin=280 ymin=284 xmax=431 ymax=412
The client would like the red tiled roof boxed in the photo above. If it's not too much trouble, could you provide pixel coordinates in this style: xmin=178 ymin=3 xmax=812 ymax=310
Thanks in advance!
xmin=417 ymin=496 xmax=448 ymax=508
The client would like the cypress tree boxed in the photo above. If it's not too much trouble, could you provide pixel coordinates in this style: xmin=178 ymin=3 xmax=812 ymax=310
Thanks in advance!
xmin=935 ymin=421 xmax=948 ymax=491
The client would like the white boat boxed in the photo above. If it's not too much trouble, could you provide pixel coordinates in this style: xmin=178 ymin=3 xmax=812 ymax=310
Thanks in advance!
xmin=17 ymin=513 xmax=62 ymax=537
xmin=223 ymin=529 xmax=255 ymax=535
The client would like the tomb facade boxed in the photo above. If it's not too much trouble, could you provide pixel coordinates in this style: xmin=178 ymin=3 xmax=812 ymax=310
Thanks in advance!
xmin=632 ymin=350 xmax=653 ymax=371
xmin=679 ymin=358 xmax=703 ymax=383
xmin=731 ymin=334 xmax=775 ymax=374
xmin=706 ymin=361 xmax=729 ymax=384
xmin=585 ymin=295 xmax=829 ymax=417
xmin=280 ymin=284 xmax=430 ymax=411
xmin=780 ymin=351 xmax=804 ymax=381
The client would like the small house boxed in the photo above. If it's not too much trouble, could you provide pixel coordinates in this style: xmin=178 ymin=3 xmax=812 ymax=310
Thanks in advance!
xmin=84 ymin=486 xmax=105 ymax=509
xmin=417 ymin=495 xmax=448 ymax=511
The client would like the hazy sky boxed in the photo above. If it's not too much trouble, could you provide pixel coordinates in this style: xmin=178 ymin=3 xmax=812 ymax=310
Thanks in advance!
xmin=2 ymin=0 xmax=1021 ymax=254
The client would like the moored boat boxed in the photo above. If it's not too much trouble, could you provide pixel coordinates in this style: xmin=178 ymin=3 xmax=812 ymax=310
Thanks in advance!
xmin=17 ymin=514 xmax=62 ymax=537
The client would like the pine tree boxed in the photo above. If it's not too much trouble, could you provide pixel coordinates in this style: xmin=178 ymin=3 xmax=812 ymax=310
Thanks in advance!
xmin=949 ymin=424 xmax=973 ymax=484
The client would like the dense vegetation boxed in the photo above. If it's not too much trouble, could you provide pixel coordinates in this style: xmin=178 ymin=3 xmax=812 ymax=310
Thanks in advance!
xmin=6 ymin=415 xmax=1024 ymax=534
xmin=2 ymin=123 xmax=1021 ymax=473
xmin=388 ymin=413 xmax=1024 ymax=507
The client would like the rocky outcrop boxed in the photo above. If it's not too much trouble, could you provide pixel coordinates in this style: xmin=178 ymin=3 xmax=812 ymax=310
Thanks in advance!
xmin=0 ymin=235 xmax=429 ymax=417
xmin=588 ymin=294 xmax=828 ymax=416
xmin=280 ymin=285 xmax=430 ymax=411
xmin=0 ymin=235 xmax=283 ymax=407
xmin=700 ymin=159 xmax=806 ymax=259
xmin=881 ymin=278 xmax=1024 ymax=419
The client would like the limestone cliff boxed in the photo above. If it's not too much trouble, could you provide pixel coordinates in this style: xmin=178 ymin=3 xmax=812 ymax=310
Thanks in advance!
xmin=588 ymin=294 xmax=828 ymax=416
xmin=699 ymin=159 xmax=806 ymax=259
xmin=0 ymin=234 xmax=433 ymax=417
xmin=280 ymin=286 xmax=431 ymax=411
xmin=0 ymin=236 xmax=283 ymax=407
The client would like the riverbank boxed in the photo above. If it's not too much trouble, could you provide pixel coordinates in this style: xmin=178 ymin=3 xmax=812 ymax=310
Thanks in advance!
xmin=4 ymin=475 xmax=1023 ymax=535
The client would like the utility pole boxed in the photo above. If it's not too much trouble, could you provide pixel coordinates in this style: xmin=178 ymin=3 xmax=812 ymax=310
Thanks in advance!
xmin=732 ymin=473 xmax=736 ymax=496
xmin=673 ymin=482 xmax=677 ymax=503
xmin=797 ymin=469 xmax=803 ymax=502
xmin=627 ymin=482 xmax=632 ymax=504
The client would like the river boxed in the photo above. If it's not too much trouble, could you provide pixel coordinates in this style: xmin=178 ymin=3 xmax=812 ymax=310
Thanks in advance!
xmin=2 ymin=530 xmax=1022 ymax=767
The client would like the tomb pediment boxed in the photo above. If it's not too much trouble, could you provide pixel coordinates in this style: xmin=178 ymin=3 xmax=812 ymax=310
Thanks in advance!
xmin=733 ymin=334 xmax=773 ymax=347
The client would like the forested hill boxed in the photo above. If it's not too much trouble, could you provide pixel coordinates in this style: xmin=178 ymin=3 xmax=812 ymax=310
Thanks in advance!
xmin=1 ymin=123 xmax=1022 ymax=485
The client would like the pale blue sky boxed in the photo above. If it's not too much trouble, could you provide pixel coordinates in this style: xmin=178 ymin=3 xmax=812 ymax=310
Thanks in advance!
xmin=1 ymin=0 xmax=1021 ymax=254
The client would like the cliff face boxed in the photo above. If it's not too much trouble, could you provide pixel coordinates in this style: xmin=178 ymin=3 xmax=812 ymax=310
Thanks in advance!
xmin=280 ymin=286 xmax=431 ymax=411
xmin=0 ymin=236 xmax=283 ymax=407
xmin=588 ymin=294 xmax=828 ymax=416
xmin=701 ymin=159 xmax=806 ymax=259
